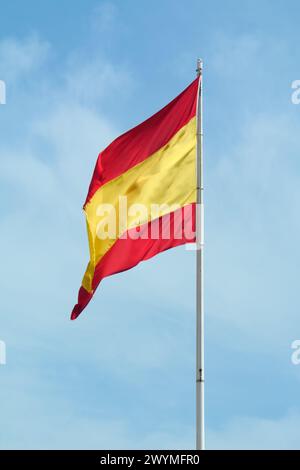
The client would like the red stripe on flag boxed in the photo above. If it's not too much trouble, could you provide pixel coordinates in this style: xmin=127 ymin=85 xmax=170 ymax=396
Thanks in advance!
xmin=71 ymin=203 xmax=196 ymax=320
xmin=84 ymin=78 xmax=199 ymax=207
xmin=71 ymin=286 xmax=93 ymax=321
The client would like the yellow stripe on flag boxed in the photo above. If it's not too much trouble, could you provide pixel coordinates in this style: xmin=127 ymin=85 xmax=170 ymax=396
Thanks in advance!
xmin=82 ymin=116 xmax=197 ymax=292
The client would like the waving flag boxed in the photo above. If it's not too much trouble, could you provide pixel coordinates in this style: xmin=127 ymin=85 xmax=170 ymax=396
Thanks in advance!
xmin=71 ymin=77 xmax=200 ymax=319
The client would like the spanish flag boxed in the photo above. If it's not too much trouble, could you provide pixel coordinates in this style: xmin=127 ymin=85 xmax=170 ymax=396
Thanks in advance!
xmin=71 ymin=77 xmax=200 ymax=319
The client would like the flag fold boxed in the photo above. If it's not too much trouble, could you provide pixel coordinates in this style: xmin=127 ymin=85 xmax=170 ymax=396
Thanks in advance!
xmin=71 ymin=77 xmax=200 ymax=319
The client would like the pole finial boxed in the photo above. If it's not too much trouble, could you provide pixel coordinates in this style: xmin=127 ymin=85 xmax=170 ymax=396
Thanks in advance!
xmin=196 ymin=58 xmax=203 ymax=77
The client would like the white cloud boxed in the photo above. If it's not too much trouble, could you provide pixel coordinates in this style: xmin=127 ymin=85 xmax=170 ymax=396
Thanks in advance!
xmin=206 ymin=111 xmax=300 ymax=353
xmin=211 ymin=34 xmax=261 ymax=77
xmin=1 ymin=29 xmax=300 ymax=450
xmin=208 ymin=410 xmax=300 ymax=449
xmin=0 ymin=34 xmax=50 ymax=81
xmin=90 ymin=2 xmax=118 ymax=34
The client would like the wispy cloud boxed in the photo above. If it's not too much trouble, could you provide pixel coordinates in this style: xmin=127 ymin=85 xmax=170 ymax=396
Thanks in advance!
xmin=208 ymin=410 xmax=300 ymax=449
xmin=0 ymin=34 xmax=50 ymax=81
xmin=1 ymin=16 xmax=300 ymax=449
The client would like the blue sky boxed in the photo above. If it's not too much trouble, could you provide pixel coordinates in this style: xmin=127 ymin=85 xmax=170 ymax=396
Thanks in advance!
xmin=1 ymin=0 xmax=300 ymax=449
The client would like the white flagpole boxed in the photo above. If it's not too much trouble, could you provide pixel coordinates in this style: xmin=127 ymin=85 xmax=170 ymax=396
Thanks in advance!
xmin=196 ymin=58 xmax=205 ymax=450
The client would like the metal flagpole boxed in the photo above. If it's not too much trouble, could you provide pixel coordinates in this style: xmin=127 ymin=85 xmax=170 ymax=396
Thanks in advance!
xmin=196 ymin=58 xmax=204 ymax=450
